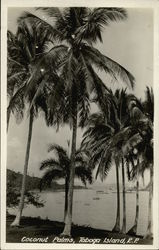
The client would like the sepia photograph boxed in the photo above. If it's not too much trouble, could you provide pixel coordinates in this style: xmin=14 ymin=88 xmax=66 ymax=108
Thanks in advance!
xmin=1 ymin=0 xmax=159 ymax=249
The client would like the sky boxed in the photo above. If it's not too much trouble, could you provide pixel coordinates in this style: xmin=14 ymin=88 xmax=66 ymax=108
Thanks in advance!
xmin=7 ymin=7 xmax=153 ymax=186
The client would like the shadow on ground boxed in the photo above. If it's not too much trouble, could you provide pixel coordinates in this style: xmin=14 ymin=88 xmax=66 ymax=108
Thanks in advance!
xmin=6 ymin=214 xmax=153 ymax=245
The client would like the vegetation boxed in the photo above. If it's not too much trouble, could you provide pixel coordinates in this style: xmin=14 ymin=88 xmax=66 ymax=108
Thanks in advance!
xmin=39 ymin=144 xmax=92 ymax=220
xmin=82 ymin=87 xmax=153 ymax=238
xmin=7 ymin=7 xmax=153 ymax=242
xmin=7 ymin=168 xmax=88 ymax=210
xmin=7 ymin=169 xmax=43 ymax=208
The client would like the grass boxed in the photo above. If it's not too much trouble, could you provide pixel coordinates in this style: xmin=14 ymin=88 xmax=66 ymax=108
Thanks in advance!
xmin=6 ymin=214 xmax=153 ymax=245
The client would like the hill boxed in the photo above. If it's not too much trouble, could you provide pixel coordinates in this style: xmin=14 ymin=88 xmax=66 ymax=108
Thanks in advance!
xmin=7 ymin=169 xmax=41 ymax=192
xmin=7 ymin=169 xmax=86 ymax=191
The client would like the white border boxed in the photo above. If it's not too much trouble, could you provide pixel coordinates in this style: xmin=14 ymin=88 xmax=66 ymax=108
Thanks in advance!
xmin=1 ymin=0 xmax=159 ymax=249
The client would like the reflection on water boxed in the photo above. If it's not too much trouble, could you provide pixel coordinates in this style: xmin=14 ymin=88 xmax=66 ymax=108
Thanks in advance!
xmin=9 ymin=189 xmax=149 ymax=236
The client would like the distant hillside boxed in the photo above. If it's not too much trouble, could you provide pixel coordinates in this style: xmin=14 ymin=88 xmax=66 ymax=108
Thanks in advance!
xmin=7 ymin=169 xmax=41 ymax=192
xmin=7 ymin=169 xmax=86 ymax=191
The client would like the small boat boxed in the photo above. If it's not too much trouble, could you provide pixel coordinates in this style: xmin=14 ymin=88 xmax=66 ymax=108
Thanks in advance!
xmin=96 ymin=190 xmax=104 ymax=193
xmin=93 ymin=197 xmax=100 ymax=200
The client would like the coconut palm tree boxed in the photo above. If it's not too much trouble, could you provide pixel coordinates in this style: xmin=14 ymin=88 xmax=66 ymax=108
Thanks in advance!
xmin=82 ymin=89 xmax=125 ymax=232
xmin=19 ymin=7 xmax=135 ymax=236
xmin=127 ymin=87 xmax=154 ymax=238
xmin=82 ymin=89 xmax=142 ymax=233
xmin=39 ymin=144 xmax=92 ymax=221
xmin=125 ymin=150 xmax=140 ymax=236
xmin=9 ymin=20 xmax=60 ymax=226
xmin=119 ymin=87 xmax=153 ymax=237
xmin=81 ymin=106 xmax=120 ymax=227
xmin=142 ymin=87 xmax=153 ymax=239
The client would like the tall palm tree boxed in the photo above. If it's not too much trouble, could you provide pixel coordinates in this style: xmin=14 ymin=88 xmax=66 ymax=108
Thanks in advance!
xmin=11 ymin=107 xmax=34 ymax=226
xmin=111 ymin=89 xmax=129 ymax=234
xmin=129 ymin=87 xmax=153 ymax=238
xmin=123 ymin=87 xmax=153 ymax=237
xmin=19 ymin=7 xmax=135 ymax=236
xmin=82 ymin=89 xmax=124 ymax=232
xmin=81 ymin=109 xmax=121 ymax=231
xmin=9 ymin=21 xmax=58 ymax=226
xmin=142 ymin=87 xmax=153 ymax=239
xmin=106 ymin=90 xmax=146 ymax=234
xmin=39 ymin=144 xmax=92 ymax=221
xmin=82 ymin=89 xmax=142 ymax=233
xmin=126 ymin=150 xmax=140 ymax=236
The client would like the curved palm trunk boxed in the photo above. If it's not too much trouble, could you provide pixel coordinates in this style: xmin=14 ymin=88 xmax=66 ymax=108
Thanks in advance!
xmin=7 ymin=107 xmax=11 ymax=132
xmin=64 ymin=175 xmax=69 ymax=222
xmin=62 ymin=102 xmax=77 ymax=236
xmin=128 ymin=158 xmax=139 ymax=236
xmin=121 ymin=157 xmax=126 ymax=234
xmin=144 ymin=165 xmax=153 ymax=239
xmin=112 ymin=160 xmax=120 ymax=232
xmin=11 ymin=109 xmax=34 ymax=226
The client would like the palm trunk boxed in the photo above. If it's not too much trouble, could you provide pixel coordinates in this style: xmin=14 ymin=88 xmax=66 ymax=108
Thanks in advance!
xmin=112 ymin=160 xmax=120 ymax=232
xmin=142 ymin=172 xmax=145 ymax=187
xmin=128 ymin=158 xmax=139 ymax=236
xmin=64 ymin=175 xmax=69 ymax=222
xmin=7 ymin=87 xmax=14 ymax=132
xmin=7 ymin=107 xmax=11 ymax=132
xmin=144 ymin=165 xmax=153 ymax=239
xmin=121 ymin=157 xmax=126 ymax=234
xmin=11 ymin=109 xmax=34 ymax=226
xmin=61 ymin=102 xmax=77 ymax=236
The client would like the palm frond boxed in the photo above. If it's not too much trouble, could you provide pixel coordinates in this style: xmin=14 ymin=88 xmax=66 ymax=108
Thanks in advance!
xmin=83 ymin=45 xmax=135 ymax=88
xmin=39 ymin=158 xmax=61 ymax=170
xmin=144 ymin=86 xmax=154 ymax=122
xmin=36 ymin=7 xmax=64 ymax=21
xmin=17 ymin=11 xmax=63 ymax=42
xmin=47 ymin=143 xmax=69 ymax=167
xmin=75 ymin=8 xmax=127 ymax=44
xmin=7 ymin=83 xmax=26 ymax=112
xmin=75 ymin=166 xmax=93 ymax=185
xmin=122 ymin=132 xmax=142 ymax=156
xmin=40 ymin=169 xmax=64 ymax=191
xmin=95 ymin=147 xmax=112 ymax=181
xmin=48 ymin=143 xmax=67 ymax=155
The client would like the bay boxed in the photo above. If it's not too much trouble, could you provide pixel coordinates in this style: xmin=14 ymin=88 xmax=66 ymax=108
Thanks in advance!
xmin=9 ymin=189 xmax=149 ymax=236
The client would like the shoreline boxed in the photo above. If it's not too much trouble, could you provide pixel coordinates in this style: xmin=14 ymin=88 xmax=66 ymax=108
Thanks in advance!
xmin=6 ymin=214 xmax=153 ymax=245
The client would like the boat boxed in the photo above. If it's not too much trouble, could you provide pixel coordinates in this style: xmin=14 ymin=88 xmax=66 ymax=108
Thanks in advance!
xmin=96 ymin=190 xmax=104 ymax=193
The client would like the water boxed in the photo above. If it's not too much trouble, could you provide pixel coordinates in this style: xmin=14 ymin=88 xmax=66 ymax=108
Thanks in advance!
xmin=9 ymin=189 xmax=149 ymax=236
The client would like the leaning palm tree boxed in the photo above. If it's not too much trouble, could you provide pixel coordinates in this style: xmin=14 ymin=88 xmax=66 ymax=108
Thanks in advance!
xmin=19 ymin=7 xmax=135 ymax=236
xmin=39 ymin=144 xmax=92 ymax=221
xmin=9 ymin=20 xmax=59 ymax=226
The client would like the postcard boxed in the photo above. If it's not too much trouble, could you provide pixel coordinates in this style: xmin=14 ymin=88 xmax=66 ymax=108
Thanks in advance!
xmin=1 ymin=0 xmax=159 ymax=249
